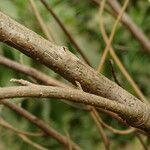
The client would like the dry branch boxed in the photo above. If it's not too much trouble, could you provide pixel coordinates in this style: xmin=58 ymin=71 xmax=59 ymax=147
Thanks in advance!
xmin=0 ymin=11 xmax=142 ymax=107
xmin=0 ymin=11 xmax=150 ymax=134
xmin=0 ymin=85 xmax=150 ymax=134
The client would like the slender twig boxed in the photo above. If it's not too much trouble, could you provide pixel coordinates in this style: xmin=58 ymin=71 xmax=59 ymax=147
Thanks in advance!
xmin=136 ymin=133 xmax=148 ymax=150
xmin=97 ymin=0 xmax=129 ymax=72
xmin=76 ymin=81 xmax=110 ymax=150
xmin=18 ymin=134 xmax=49 ymax=150
xmin=65 ymin=130 xmax=72 ymax=150
xmin=91 ymin=110 xmax=135 ymax=135
xmin=90 ymin=109 xmax=110 ymax=150
xmin=39 ymin=0 xmax=91 ymax=66
xmin=107 ymin=0 xmax=150 ymax=54
xmin=0 ymin=118 xmax=48 ymax=150
xmin=0 ymin=100 xmax=81 ymax=150
xmin=109 ymin=59 xmax=121 ymax=86
xmin=98 ymin=0 xmax=148 ymax=103
xmin=0 ymin=117 xmax=44 ymax=137
xmin=29 ymin=0 xmax=55 ymax=42
xmin=0 ymin=55 xmax=66 ymax=87
xmin=94 ymin=0 xmax=150 ymax=54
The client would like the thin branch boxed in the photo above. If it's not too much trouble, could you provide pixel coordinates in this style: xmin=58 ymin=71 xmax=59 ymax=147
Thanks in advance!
xmin=0 ymin=85 xmax=149 ymax=133
xmin=90 ymin=109 xmax=110 ymax=150
xmin=98 ymin=0 xmax=148 ymax=103
xmin=0 ymin=100 xmax=81 ymax=150
xmin=76 ymin=81 xmax=110 ymax=150
xmin=0 ymin=117 xmax=48 ymax=150
xmin=0 ymin=55 xmax=66 ymax=87
xmin=109 ymin=59 xmax=121 ymax=86
xmin=107 ymin=0 xmax=150 ymax=54
xmin=39 ymin=0 xmax=91 ymax=66
xmin=97 ymin=0 xmax=129 ymax=72
xmin=0 ymin=117 xmax=44 ymax=137
xmin=29 ymin=0 xmax=55 ymax=42
xmin=94 ymin=0 xmax=150 ymax=54
xmin=18 ymin=134 xmax=49 ymax=150
xmin=91 ymin=111 xmax=135 ymax=135
xmin=136 ymin=133 xmax=148 ymax=150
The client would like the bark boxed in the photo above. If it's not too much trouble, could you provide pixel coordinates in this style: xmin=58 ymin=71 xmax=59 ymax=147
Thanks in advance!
xmin=0 ymin=11 xmax=150 ymax=133
xmin=0 ymin=11 xmax=142 ymax=106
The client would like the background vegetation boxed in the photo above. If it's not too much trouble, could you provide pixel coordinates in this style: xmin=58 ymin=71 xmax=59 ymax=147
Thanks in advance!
xmin=0 ymin=0 xmax=150 ymax=149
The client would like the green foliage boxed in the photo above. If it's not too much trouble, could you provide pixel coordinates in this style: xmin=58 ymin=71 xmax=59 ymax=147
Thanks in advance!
xmin=0 ymin=0 xmax=149 ymax=149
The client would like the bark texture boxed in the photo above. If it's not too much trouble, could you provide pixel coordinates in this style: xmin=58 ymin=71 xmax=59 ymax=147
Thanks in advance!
xmin=0 ymin=11 xmax=141 ymax=106
xmin=0 ymin=11 xmax=150 ymax=133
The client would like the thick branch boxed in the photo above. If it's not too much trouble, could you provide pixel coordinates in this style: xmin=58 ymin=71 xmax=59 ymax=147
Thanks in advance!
xmin=0 ymin=85 xmax=150 ymax=133
xmin=0 ymin=11 xmax=143 ymax=107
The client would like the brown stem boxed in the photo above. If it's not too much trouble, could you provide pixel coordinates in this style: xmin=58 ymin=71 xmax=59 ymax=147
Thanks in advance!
xmin=0 ymin=55 xmax=66 ymax=87
xmin=107 ymin=0 xmax=150 ymax=54
xmin=97 ymin=0 xmax=129 ymax=72
xmin=98 ymin=0 xmax=147 ymax=103
xmin=29 ymin=0 xmax=55 ymax=42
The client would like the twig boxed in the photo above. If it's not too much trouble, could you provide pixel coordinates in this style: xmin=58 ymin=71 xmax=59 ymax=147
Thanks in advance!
xmin=97 ymin=0 xmax=129 ymax=72
xmin=0 ymin=100 xmax=81 ymax=150
xmin=10 ymin=78 xmax=37 ymax=86
xmin=107 ymin=0 xmax=150 ymax=54
xmin=39 ymin=0 xmax=91 ymax=66
xmin=0 ymin=117 xmax=48 ymax=150
xmin=76 ymin=81 xmax=110 ymax=150
xmin=65 ymin=129 xmax=72 ymax=150
xmin=0 ymin=117 xmax=44 ymax=137
xmin=18 ymin=134 xmax=49 ymax=150
xmin=90 ymin=109 xmax=110 ymax=150
xmin=91 ymin=110 xmax=135 ymax=135
xmin=29 ymin=0 xmax=55 ymax=42
xmin=98 ymin=0 xmax=148 ymax=103
xmin=109 ymin=59 xmax=121 ymax=86
xmin=136 ymin=133 xmax=148 ymax=150
xmin=0 ymin=55 xmax=66 ymax=87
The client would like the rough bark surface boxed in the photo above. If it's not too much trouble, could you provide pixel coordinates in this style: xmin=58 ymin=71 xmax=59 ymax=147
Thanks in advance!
xmin=0 ymin=11 xmax=141 ymax=106
xmin=1 ymin=11 xmax=150 ymax=133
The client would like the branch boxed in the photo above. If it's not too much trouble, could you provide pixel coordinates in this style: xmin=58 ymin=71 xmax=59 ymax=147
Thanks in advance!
xmin=29 ymin=0 xmax=55 ymax=42
xmin=95 ymin=0 xmax=150 ymax=54
xmin=97 ymin=0 xmax=129 ymax=72
xmin=0 ymin=85 xmax=150 ymax=133
xmin=0 ymin=100 xmax=81 ymax=150
xmin=18 ymin=134 xmax=49 ymax=150
xmin=0 ymin=11 xmax=143 ymax=108
xmin=107 ymin=0 xmax=150 ymax=54
xmin=98 ymin=1 xmax=147 ymax=103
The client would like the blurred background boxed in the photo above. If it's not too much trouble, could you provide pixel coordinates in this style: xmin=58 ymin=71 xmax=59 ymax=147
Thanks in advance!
xmin=0 ymin=0 xmax=150 ymax=149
